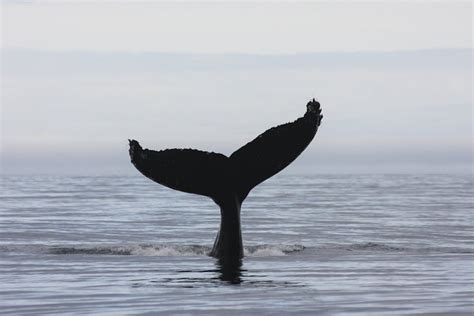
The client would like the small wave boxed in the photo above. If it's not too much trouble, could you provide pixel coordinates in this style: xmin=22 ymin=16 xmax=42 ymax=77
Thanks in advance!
xmin=1 ymin=243 xmax=471 ymax=257
xmin=0 ymin=243 xmax=305 ymax=257
xmin=48 ymin=244 xmax=212 ymax=256
xmin=245 ymin=244 xmax=305 ymax=257
xmin=317 ymin=242 xmax=474 ymax=254
xmin=345 ymin=242 xmax=406 ymax=252
xmin=422 ymin=246 xmax=474 ymax=254
xmin=47 ymin=244 xmax=305 ymax=257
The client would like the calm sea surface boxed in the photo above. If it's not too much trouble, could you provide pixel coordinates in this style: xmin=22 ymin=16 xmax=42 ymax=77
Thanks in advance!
xmin=1 ymin=174 xmax=473 ymax=315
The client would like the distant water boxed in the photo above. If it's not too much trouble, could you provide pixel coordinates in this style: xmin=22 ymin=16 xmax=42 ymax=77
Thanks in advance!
xmin=1 ymin=174 xmax=473 ymax=315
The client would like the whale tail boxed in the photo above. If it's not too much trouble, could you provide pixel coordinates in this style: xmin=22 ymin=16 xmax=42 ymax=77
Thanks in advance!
xmin=129 ymin=99 xmax=323 ymax=259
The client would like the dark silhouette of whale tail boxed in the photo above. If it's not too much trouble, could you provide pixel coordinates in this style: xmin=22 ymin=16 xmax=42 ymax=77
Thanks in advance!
xmin=129 ymin=99 xmax=323 ymax=260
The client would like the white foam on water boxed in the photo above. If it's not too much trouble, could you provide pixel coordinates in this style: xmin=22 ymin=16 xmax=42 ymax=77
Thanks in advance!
xmin=1 ymin=242 xmax=471 ymax=258
xmin=245 ymin=244 xmax=305 ymax=257
xmin=246 ymin=247 xmax=286 ymax=257
xmin=0 ymin=244 xmax=307 ymax=257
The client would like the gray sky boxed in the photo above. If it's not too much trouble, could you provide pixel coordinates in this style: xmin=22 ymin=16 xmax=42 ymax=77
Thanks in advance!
xmin=1 ymin=1 xmax=472 ymax=174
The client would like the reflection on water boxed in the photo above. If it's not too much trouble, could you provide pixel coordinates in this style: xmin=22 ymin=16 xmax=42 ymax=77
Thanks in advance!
xmin=215 ymin=257 xmax=243 ymax=284
xmin=128 ymin=259 xmax=305 ymax=289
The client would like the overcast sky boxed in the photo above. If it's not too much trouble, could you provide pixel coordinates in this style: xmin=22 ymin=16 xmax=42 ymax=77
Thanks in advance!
xmin=1 ymin=1 xmax=472 ymax=174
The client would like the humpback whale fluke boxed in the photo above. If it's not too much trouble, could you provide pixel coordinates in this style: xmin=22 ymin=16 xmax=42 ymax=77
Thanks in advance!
xmin=129 ymin=99 xmax=323 ymax=260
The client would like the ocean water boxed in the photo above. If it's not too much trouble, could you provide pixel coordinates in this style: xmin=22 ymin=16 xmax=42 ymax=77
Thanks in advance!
xmin=1 ymin=174 xmax=473 ymax=315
